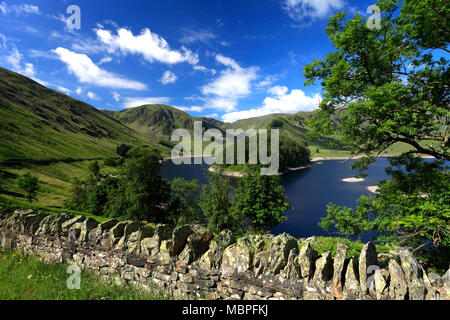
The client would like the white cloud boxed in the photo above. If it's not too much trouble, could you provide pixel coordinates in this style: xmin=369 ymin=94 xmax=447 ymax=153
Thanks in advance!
xmin=180 ymin=28 xmax=217 ymax=44
xmin=222 ymin=87 xmax=321 ymax=123
xmin=112 ymin=91 xmax=120 ymax=102
xmin=0 ymin=2 xmax=40 ymax=15
xmin=160 ymin=71 xmax=178 ymax=85
xmin=193 ymin=65 xmax=216 ymax=75
xmin=284 ymin=0 xmax=345 ymax=21
xmin=87 ymin=92 xmax=100 ymax=100
xmin=6 ymin=47 xmax=34 ymax=77
xmin=201 ymin=54 xmax=258 ymax=112
xmin=98 ymin=56 xmax=112 ymax=65
xmin=53 ymin=47 xmax=147 ymax=90
xmin=96 ymin=27 xmax=199 ymax=65
xmin=122 ymin=97 xmax=171 ymax=109
xmin=174 ymin=105 xmax=204 ymax=113
xmin=268 ymin=85 xmax=288 ymax=97
xmin=75 ymin=87 xmax=83 ymax=95
xmin=57 ymin=86 xmax=71 ymax=95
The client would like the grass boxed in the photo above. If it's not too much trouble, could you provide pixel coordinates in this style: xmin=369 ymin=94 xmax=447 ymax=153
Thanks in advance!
xmin=0 ymin=250 xmax=171 ymax=300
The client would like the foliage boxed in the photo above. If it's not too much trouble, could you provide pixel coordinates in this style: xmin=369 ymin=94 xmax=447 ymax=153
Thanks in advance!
xmin=109 ymin=147 xmax=171 ymax=222
xmin=279 ymin=135 xmax=311 ymax=170
xmin=168 ymin=178 xmax=201 ymax=225
xmin=198 ymin=168 xmax=239 ymax=233
xmin=16 ymin=172 xmax=39 ymax=203
xmin=231 ymin=166 xmax=292 ymax=232
xmin=104 ymin=157 xmax=124 ymax=168
xmin=116 ymin=144 xmax=133 ymax=158
xmin=88 ymin=161 xmax=100 ymax=179
xmin=303 ymin=0 xmax=449 ymax=166
xmin=0 ymin=250 xmax=170 ymax=300
xmin=319 ymin=156 xmax=450 ymax=251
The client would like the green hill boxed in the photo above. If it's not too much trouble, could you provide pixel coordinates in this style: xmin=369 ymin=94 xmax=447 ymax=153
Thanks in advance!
xmin=0 ymin=67 xmax=154 ymax=161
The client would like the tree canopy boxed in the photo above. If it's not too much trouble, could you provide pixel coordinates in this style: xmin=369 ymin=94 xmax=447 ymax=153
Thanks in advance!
xmin=304 ymin=0 xmax=449 ymax=164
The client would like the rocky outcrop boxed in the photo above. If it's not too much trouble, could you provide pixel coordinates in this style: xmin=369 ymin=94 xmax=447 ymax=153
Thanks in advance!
xmin=0 ymin=208 xmax=447 ymax=301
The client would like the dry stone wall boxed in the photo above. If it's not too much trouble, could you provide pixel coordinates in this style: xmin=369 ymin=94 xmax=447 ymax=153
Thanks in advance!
xmin=1 ymin=208 xmax=449 ymax=300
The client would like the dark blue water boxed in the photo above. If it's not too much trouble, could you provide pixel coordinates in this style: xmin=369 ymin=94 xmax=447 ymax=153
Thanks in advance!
xmin=161 ymin=158 xmax=431 ymax=240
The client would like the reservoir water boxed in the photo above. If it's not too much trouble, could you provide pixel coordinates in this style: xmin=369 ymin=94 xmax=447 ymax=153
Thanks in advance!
xmin=162 ymin=158 xmax=431 ymax=240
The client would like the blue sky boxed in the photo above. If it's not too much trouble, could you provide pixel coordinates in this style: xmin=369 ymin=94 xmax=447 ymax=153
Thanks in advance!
xmin=0 ymin=0 xmax=375 ymax=122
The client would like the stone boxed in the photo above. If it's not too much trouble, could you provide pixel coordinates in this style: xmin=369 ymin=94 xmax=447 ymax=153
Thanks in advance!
xmin=221 ymin=237 xmax=254 ymax=276
xmin=267 ymin=233 xmax=298 ymax=275
xmin=171 ymin=225 xmax=194 ymax=256
xmin=199 ymin=230 xmax=234 ymax=271
xmin=344 ymin=259 xmax=360 ymax=297
xmin=88 ymin=219 xmax=119 ymax=246
xmin=68 ymin=218 xmax=98 ymax=243
xmin=374 ymin=269 xmax=389 ymax=300
xmin=428 ymin=273 xmax=443 ymax=287
xmin=359 ymin=242 xmax=377 ymax=294
xmin=332 ymin=243 xmax=348 ymax=298
xmin=298 ymin=242 xmax=318 ymax=279
xmin=421 ymin=267 xmax=438 ymax=300
xmin=61 ymin=216 xmax=86 ymax=235
xmin=280 ymin=249 xmax=301 ymax=280
xmin=36 ymin=213 xmax=72 ymax=236
xmin=178 ymin=232 xmax=213 ymax=265
xmin=399 ymin=249 xmax=425 ymax=300
xmin=312 ymin=251 xmax=333 ymax=289
xmin=388 ymin=259 xmax=408 ymax=300
xmin=19 ymin=213 xmax=46 ymax=234
xmin=443 ymin=268 xmax=450 ymax=287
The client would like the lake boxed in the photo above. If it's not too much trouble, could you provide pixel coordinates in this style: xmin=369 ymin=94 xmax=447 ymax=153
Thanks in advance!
xmin=162 ymin=157 xmax=408 ymax=240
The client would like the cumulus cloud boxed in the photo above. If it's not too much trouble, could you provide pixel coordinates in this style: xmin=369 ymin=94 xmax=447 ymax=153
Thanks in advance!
xmin=174 ymin=105 xmax=204 ymax=113
xmin=112 ymin=91 xmax=120 ymax=102
xmin=160 ymin=71 xmax=178 ymax=85
xmin=87 ymin=91 xmax=100 ymax=100
xmin=122 ymin=97 xmax=171 ymax=109
xmin=96 ymin=27 xmax=199 ymax=65
xmin=201 ymin=54 xmax=258 ymax=112
xmin=284 ymin=0 xmax=345 ymax=21
xmin=268 ymin=85 xmax=288 ymax=96
xmin=53 ymin=47 xmax=147 ymax=90
xmin=221 ymin=87 xmax=321 ymax=123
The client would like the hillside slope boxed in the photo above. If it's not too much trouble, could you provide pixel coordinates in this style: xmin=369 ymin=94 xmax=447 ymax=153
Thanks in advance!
xmin=0 ymin=67 xmax=154 ymax=161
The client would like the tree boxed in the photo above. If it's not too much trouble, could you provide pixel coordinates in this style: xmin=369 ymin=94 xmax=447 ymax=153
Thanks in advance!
xmin=88 ymin=161 xmax=100 ymax=180
xmin=319 ymin=156 xmax=450 ymax=251
xmin=304 ymin=0 xmax=450 ymax=254
xmin=116 ymin=147 xmax=171 ymax=222
xmin=231 ymin=166 xmax=292 ymax=232
xmin=168 ymin=178 xmax=201 ymax=225
xmin=303 ymin=0 xmax=449 ymax=165
xmin=117 ymin=144 xmax=132 ymax=158
xmin=16 ymin=173 xmax=39 ymax=203
xmin=198 ymin=168 xmax=238 ymax=233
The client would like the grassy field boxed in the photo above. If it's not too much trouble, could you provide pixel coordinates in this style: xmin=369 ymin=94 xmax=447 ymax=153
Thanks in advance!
xmin=0 ymin=250 xmax=170 ymax=300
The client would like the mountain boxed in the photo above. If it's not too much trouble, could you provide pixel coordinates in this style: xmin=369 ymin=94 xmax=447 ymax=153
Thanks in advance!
xmin=103 ymin=105 xmax=229 ymax=139
xmin=0 ymin=67 xmax=154 ymax=161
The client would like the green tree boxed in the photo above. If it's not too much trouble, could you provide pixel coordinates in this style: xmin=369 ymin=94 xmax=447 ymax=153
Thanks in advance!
xmin=115 ymin=147 xmax=171 ymax=222
xmin=319 ymin=156 xmax=450 ymax=251
xmin=168 ymin=178 xmax=201 ymax=225
xmin=304 ymin=0 xmax=449 ymax=164
xmin=88 ymin=161 xmax=100 ymax=180
xmin=16 ymin=173 xmax=39 ymax=203
xmin=65 ymin=178 xmax=88 ymax=211
xmin=117 ymin=144 xmax=132 ymax=158
xmin=198 ymin=168 xmax=238 ymax=233
xmin=231 ymin=166 xmax=292 ymax=232
xmin=304 ymin=0 xmax=450 ymax=253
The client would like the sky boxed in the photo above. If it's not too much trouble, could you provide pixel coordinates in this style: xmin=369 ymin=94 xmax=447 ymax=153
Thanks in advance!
xmin=0 ymin=0 xmax=376 ymax=123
